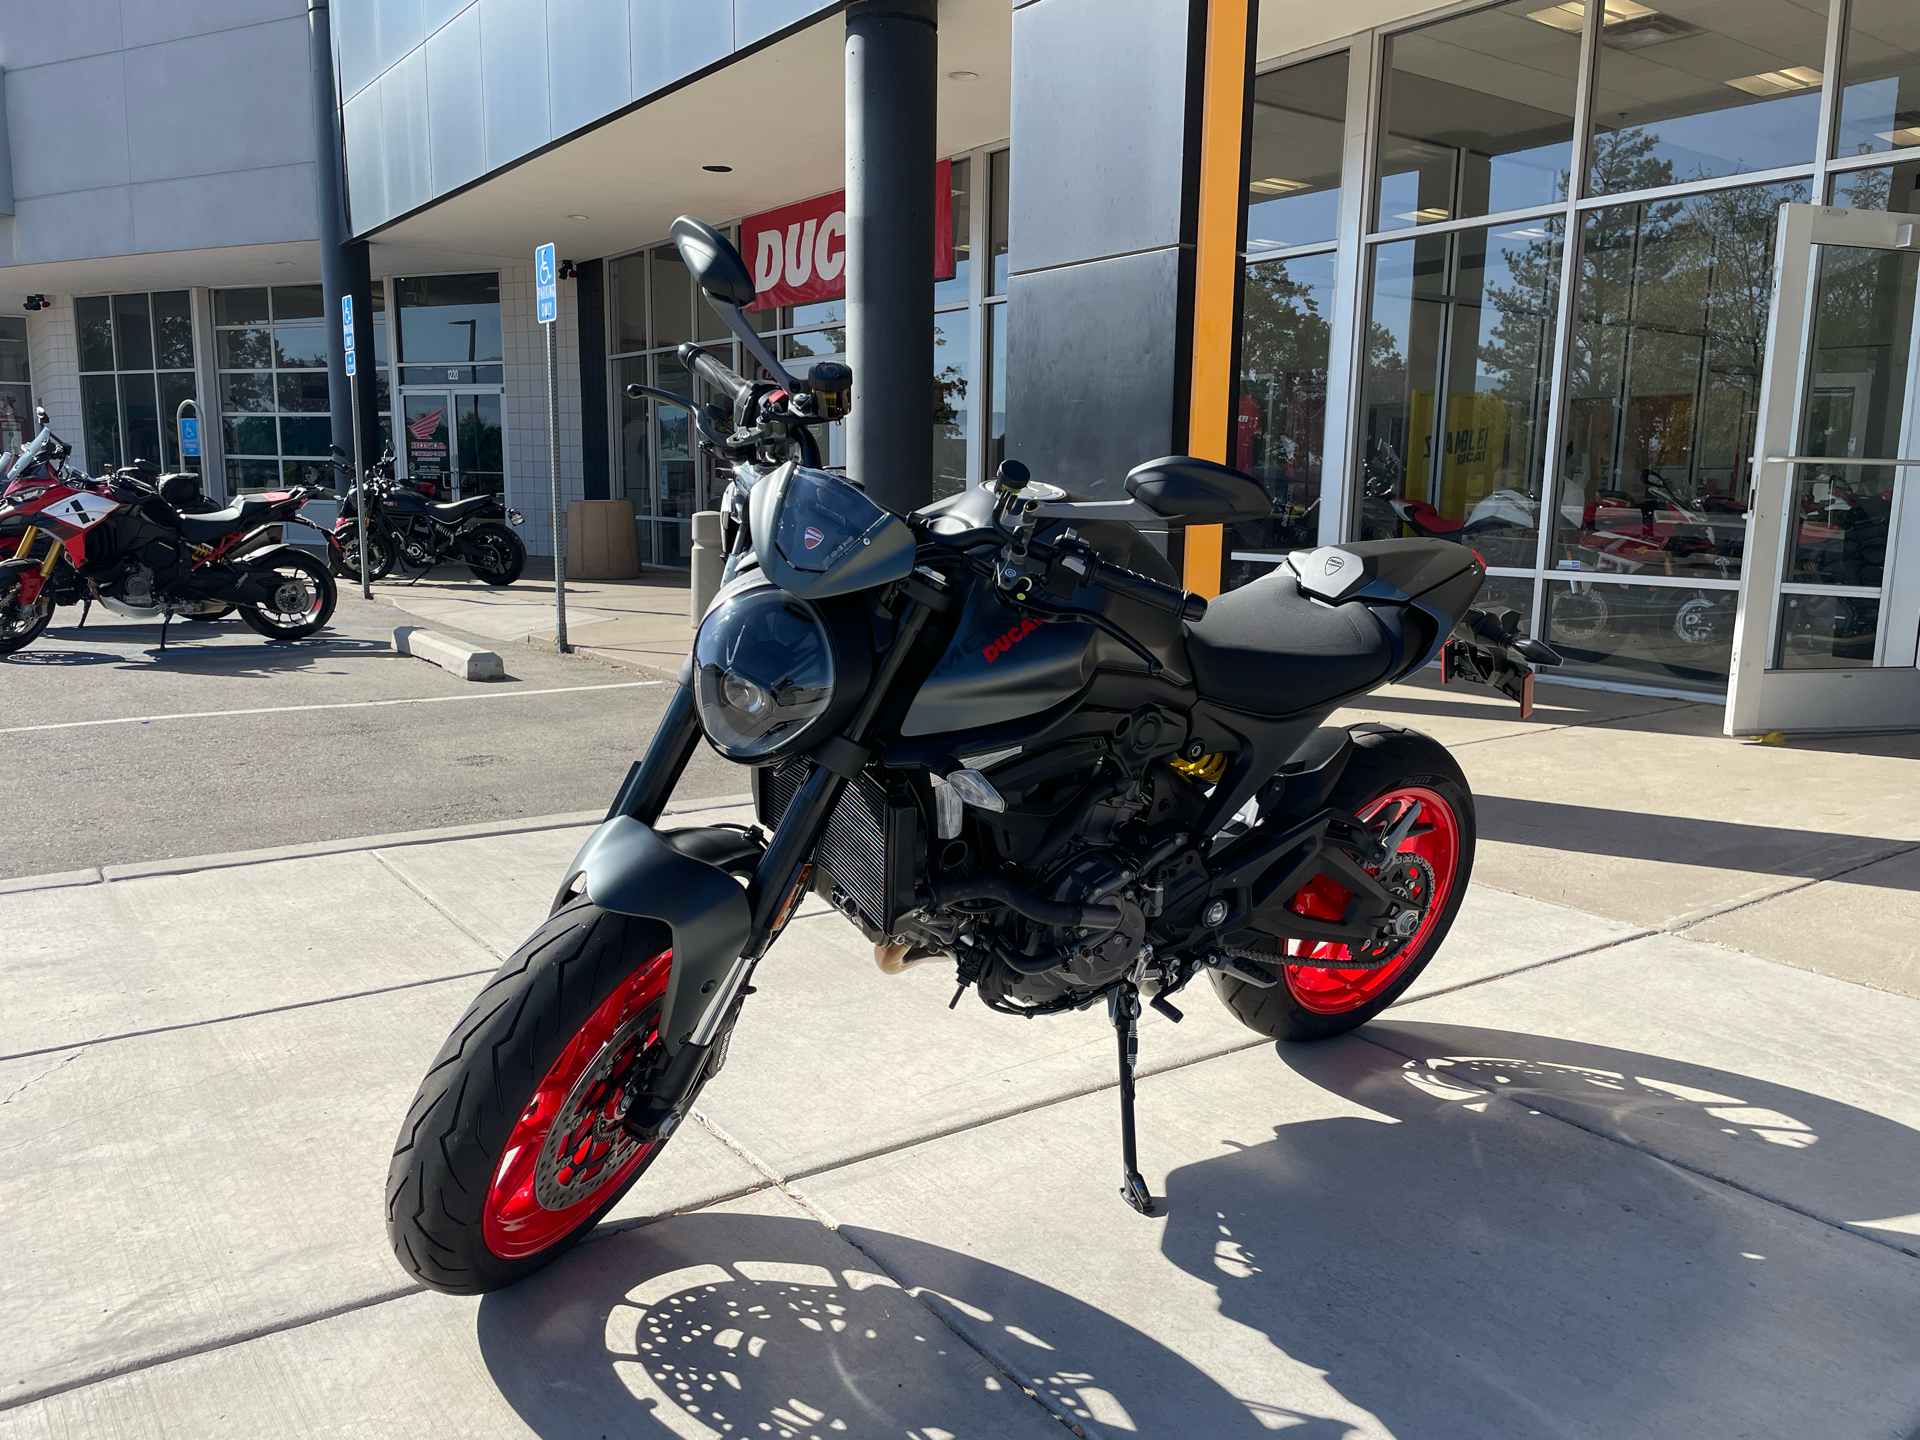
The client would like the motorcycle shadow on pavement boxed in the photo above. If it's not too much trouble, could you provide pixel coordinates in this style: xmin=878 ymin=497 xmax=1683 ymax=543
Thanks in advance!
xmin=6 ymin=626 xmax=389 ymax=670
xmin=476 ymin=1208 xmax=1282 ymax=1440
xmin=1155 ymin=1024 xmax=1920 ymax=1439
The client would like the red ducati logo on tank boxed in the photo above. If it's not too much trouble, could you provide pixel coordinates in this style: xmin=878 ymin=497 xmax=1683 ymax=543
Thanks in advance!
xmin=803 ymin=525 xmax=825 ymax=550
xmin=982 ymin=617 xmax=1042 ymax=663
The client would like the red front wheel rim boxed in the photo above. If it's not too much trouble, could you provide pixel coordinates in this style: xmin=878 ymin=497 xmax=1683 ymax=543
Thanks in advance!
xmin=1282 ymin=787 xmax=1460 ymax=1015
xmin=481 ymin=948 xmax=673 ymax=1260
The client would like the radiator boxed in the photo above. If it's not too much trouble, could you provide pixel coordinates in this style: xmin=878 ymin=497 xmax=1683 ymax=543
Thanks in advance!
xmin=754 ymin=758 xmax=920 ymax=934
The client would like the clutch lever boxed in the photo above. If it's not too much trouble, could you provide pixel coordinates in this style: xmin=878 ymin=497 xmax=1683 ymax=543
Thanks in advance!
xmin=625 ymin=382 xmax=738 ymax=454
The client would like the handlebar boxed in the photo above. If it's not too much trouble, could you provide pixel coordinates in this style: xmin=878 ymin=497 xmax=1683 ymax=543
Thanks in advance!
xmin=677 ymin=342 xmax=753 ymax=409
xmin=1088 ymin=556 xmax=1208 ymax=621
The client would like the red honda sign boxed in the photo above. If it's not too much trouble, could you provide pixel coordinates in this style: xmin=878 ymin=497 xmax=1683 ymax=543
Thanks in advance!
xmin=742 ymin=159 xmax=954 ymax=312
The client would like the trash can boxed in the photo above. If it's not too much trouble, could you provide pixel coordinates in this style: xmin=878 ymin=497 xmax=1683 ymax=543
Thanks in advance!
xmin=565 ymin=499 xmax=641 ymax=580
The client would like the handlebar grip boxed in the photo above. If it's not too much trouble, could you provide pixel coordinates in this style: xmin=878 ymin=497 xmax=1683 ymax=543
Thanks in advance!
xmin=677 ymin=342 xmax=752 ymax=409
xmin=1092 ymin=558 xmax=1207 ymax=621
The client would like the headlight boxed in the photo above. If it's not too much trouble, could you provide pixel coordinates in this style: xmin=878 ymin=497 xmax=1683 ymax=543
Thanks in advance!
xmin=692 ymin=580 xmax=865 ymax=762
xmin=2 ymin=486 xmax=47 ymax=510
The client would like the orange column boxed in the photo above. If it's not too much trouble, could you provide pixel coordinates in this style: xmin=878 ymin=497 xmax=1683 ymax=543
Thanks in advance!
xmin=1182 ymin=0 xmax=1252 ymax=600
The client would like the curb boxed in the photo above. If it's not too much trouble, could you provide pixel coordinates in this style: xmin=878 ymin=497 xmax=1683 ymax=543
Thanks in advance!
xmin=0 ymin=793 xmax=755 ymax=894
xmin=394 ymin=625 xmax=505 ymax=681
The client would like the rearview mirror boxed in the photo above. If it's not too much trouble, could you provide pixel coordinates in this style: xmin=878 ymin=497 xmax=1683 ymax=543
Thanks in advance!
xmin=1124 ymin=456 xmax=1272 ymax=525
xmin=670 ymin=216 xmax=757 ymax=308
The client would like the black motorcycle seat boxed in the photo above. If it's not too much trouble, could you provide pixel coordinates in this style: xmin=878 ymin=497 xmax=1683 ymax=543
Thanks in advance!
xmin=428 ymin=495 xmax=495 ymax=521
xmin=177 ymin=494 xmax=276 ymax=543
xmin=1185 ymin=569 xmax=1398 ymax=715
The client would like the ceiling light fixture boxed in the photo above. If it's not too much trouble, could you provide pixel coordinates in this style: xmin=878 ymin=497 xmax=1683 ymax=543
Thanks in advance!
xmin=1725 ymin=65 xmax=1822 ymax=96
xmin=1396 ymin=207 xmax=1452 ymax=223
xmin=1248 ymin=176 xmax=1310 ymax=195
xmin=702 ymin=164 xmax=733 ymax=173
xmin=1527 ymin=0 xmax=1656 ymax=32
xmin=567 ymin=213 xmax=590 ymax=220
xmin=1877 ymin=126 xmax=1920 ymax=147
xmin=948 ymin=70 xmax=979 ymax=81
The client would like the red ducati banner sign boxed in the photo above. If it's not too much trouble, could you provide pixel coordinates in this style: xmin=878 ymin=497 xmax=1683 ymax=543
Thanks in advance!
xmin=742 ymin=158 xmax=954 ymax=312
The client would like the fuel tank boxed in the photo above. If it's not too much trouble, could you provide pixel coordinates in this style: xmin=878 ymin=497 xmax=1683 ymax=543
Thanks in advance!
xmin=384 ymin=489 xmax=432 ymax=517
xmin=902 ymin=581 xmax=1098 ymax=737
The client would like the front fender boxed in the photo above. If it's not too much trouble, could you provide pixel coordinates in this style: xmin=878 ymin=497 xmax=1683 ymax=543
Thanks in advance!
xmin=558 ymin=817 xmax=754 ymax=1053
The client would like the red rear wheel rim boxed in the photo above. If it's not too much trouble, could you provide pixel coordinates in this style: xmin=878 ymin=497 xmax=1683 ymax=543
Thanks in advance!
xmin=481 ymin=948 xmax=672 ymax=1259
xmin=1282 ymin=787 xmax=1460 ymax=1015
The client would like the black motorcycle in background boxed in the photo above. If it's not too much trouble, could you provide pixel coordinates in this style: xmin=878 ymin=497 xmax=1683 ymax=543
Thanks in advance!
xmin=331 ymin=447 xmax=526 ymax=586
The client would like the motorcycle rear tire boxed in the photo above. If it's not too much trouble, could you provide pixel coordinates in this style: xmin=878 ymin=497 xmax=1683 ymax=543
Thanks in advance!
xmin=386 ymin=897 xmax=693 ymax=1294
xmin=1211 ymin=725 xmax=1475 ymax=1043
xmin=466 ymin=521 xmax=526 ymax=587
xmin=238 ymin=550 xmax=337 ymax=641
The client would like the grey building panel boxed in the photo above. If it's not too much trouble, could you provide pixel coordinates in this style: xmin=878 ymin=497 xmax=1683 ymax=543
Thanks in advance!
xmin=376 ymin=0 xmax=428 ymax=77
xmin=333 ymin=0 xmax=382 ymax=101
xmin=423 ymin=0 xmax=477 ymax=37
xmin=341 ymin=84 xmax=386 ymax=234
xmin=131 ymin=164 xmax=319 ymax=252
xmin=735 ymin=0 xmax=822 ymax=46
xmin=1003 ymin=246 xmax=1185 ymax=501
xmin=479 ymin=0 xmax=551 ymax=173
xmin=120 ymin=0 xmax=306 ymax=49
xmin=381 ymin=49 xmax=434 ymax=218
xmin=8 ymin=52 xmax=130 ymax=198
xmin=1008 ymin=0 xmax=1197 ymax=273
xmin=0 ymin=0 xmax=124 ymax=70
xmin=631 ymin=0 xmax=732 ymax=98
xmin=125 ymin=19 xmax=315 ymax=183
xmin=13 ymin=188 xmax=136 ymax=264
xmin=426 ymin=8 xmax=486 ymax=193
xmin=549 ymin=0 xmax=630 ymax=138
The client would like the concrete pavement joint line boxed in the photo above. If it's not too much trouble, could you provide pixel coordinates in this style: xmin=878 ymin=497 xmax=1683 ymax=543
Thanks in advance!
xmin=1352 ymin=1027 xmax=1920 ymax=1262
xmin=370 ymin=849 xmax=510 ymax=961
xmin=0 ymin=680 xmax=661 ymax=735
xmin=0 ymin=969 xmax=499 ymax=1065
xmin=685 ymin=1110 xmax=1090 ymax=1440
xmin=0 ymin=1283 xmax=427 ymax=1416
xmin=1439 ymin=698 xmax=1701 ymax=750
xmin=1666 ymin=838 xmax=1920 ymax=935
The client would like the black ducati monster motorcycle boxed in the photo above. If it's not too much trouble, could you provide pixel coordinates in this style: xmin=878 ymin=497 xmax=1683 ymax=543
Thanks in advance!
xmin=387 ymin=218 xmax=1560 ymax=1294
xmin=330 ymin=446 xmax=526 ymax=586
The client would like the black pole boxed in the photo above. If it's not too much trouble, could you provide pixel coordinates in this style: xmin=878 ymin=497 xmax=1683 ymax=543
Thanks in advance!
xmin=844 ymin=0 xmax=937 ymax=516
xmin=307 ymin=0 xmax=377 ymax=488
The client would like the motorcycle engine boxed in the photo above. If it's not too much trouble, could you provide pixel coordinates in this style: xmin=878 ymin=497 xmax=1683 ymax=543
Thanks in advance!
xmin=121 ymin=564 xmax=156 ymax=607
xmin=980 ymin=849 xmax=1148 ymax=1008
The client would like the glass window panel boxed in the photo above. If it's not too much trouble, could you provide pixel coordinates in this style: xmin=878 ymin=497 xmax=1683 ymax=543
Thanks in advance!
xmin=218 ymin=328 xmax=273 ymax=369
xmin=456 ymin=392 xmax=504 ymax=495
xmin=0 ymin=315 xmax=29 ymax=385
xmin=1555 ymin=181 xmax=1806 ymax=580
xmin=932 ymin=309 xmax=971 ymax=499
xmin=936 ymin=157 xmax=971 ymax=307
xmin=111 ymin=293 xmax=154 ymax=371
xmin=1355 ymin=220 xmax=1562 ymax=569
xmin=649 ymin=245 xmax=692 ymax=350
xmin=1830 ymin=159 xmax=1920 ymax=213
xmin=224 ymin=416 xmax=278 ymax=456
xmin=782 ymin=328 xmax=845 ymax=360
xmin=76 ymin=296 xmax=115 ymax=372
xmin=1229 ymin=253 xmax=1338 ymax=586
xmin=272 ymin=284 xmax=325 ymax=320
xmin=277 ymin=371 xmax=332 ymax=412
xmin=652 ymin=354 xmax=696 ymax=565
xmin=117 ymin=372 xmax=160 ymax=465
xmin=152 ymin=291 xmax=194 ymax=370
xmin=1776 ymin=592 xmax=1881 ymax=667
xmin=220 ymin=372 xmax=275 ymax=413
xmin=1376 ymin=1 xmax=1578 ymax=232
xmin=395 ymin=274 xmax=501 ymax=362
xmin=158 ymin=373 xmax=197 ymax=472
xmin=789 ymin=298 xmax=844 ymax=329
xmin=81 ymin=373 xmax=121 ymax=469
xmin=403 ymin=394 xmax=452 ymax=487
xmin=274 ymin=326 xmax=329 ymax=369
xmin=1543 ymin=577 xmax=1735 ymax=693
xmin=1587 ymin=0 xmax=1827 ymax=195
xmin=1836 ymin=1 xmax=1920 ymax=158
xmin=1247 ymin=54 xmax=1348 ymax=254
xmin=611 ymin=253 xmax=648 ymax=353
xmin=614 ymin=355 xmax=652 ymax=518
xmin=283 ymin=459 xmax=330 ymax=488
xmin=989 ymin=148 xmax=1010 ymax=296
xmin=987 ymin=302 xmax=1008 ymax=477
xmin=0 ymin=384 xmax=34 ymax=451
xmin=227 ymin=458 xmax=282 ymax=489
xmin=215 ymin=288 xmax=270 ymax=326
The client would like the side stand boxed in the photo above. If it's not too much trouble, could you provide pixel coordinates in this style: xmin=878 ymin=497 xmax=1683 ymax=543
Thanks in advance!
xmin=1110 ymin=980 xmax=1155 ymax=1215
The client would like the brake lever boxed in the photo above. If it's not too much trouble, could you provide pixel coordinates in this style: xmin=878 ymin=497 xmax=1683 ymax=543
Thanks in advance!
xmin=1009 ymin=590 xmax=1165 ymax=676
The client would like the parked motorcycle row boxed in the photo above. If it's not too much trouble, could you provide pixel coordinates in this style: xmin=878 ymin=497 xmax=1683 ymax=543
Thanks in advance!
xmin=0 ymin=412 xmax=526 ymax=657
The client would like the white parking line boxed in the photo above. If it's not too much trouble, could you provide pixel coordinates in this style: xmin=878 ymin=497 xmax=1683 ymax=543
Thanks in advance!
xmin=0 ymin=681 xmax=661 ymax=735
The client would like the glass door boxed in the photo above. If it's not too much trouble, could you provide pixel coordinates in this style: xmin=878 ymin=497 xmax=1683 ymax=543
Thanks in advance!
xmin=401 ymin=389 xmax=503 ymax=500
xmin=1726 ymin=204 xmax=1920 ymax=734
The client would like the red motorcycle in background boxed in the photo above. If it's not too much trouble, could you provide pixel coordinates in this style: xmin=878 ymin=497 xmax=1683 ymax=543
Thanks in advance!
xmin=0 ymin=415 xmax=337 ymax=655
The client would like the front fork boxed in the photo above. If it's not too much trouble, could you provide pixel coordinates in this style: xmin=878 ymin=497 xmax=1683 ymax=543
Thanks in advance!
xmin=8 ymin=528 xmax=60 ymax=605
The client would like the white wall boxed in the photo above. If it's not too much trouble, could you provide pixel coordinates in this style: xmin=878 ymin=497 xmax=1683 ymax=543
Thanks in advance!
xmin=25 ymin=299 xmax=81 ymax=446
xmin=0 ymin=0 xmax=319 ymax=268
xmin=499 ymin=261 xmax=583 ymax=559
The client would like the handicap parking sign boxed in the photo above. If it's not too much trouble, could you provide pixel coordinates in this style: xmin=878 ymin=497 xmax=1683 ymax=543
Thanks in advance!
xmin=536 ymin=244 xmax=557 ymax=325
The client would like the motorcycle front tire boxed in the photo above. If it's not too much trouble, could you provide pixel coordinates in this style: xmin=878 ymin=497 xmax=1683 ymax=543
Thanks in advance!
xmin=386 ymin=896 xmax=696 ymax=1294
xmin=1212 ymin=725 xmax=1475 ymax=1043
xmin=334 ymin=526 xmax=395 ymax=583
xmin=465 ymin=521 xmax=526 ymax=587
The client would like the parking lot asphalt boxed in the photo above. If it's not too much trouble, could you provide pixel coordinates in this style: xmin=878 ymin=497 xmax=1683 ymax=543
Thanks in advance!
xmin=0 ymin=591 xmax=739 ymax=879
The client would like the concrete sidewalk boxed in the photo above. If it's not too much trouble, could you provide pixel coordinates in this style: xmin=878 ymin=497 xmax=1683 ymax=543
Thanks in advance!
xmin=2 ymin=685 xmax=1917 ymax=1437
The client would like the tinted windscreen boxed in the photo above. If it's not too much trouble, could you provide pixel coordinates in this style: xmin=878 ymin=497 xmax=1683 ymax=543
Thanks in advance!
xmin=775 ymin=467 xmax=886 ymax=574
